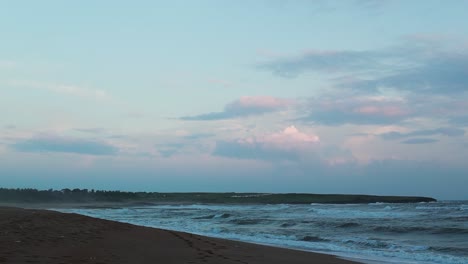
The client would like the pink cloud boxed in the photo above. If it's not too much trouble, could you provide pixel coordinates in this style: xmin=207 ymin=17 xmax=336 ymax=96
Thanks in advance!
xmin=229 ymin=96 xmax=293 ymax=111
xmin=302 ymin=95 xmax=411 ymax=125
xmin=353 ymin=105 xmax=408 ymax=117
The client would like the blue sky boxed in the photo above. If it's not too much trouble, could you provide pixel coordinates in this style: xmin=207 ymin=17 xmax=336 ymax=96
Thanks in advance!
xmin=1 ymin=0 xmax=468 ymax=199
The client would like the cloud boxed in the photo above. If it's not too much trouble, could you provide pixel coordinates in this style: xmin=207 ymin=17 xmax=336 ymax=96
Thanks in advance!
xmin=258 ymin=36 xmax=468 ymax=128
xmin=302 ymin=109 xmax=404 ymax=125
xmin=355 ymin=0 xmax=390 ymax=9
xmin=450 ymin=116 xmax=468 ymax=126
xmin=401 ymin=138 xmax=439 ymax=144
xmin=183 ymin=133 xmax=215 ymax=140
xmin=74 ymin=128 xmax=106 ymax=134
xmin=156 ymin=143 xmax=185 ymax=158
xmin=213 ymin=126 xmax=319 ymax=161
xmin=214 ymin=140 xmax=301 ymax=161
xmin=352 ymin=55 xmax=468 ymax=94
xmin=154 ymin=133 xmax=215 ymax=158
xmin=380 ymin=127 xmax=465 ymax=140
xmin=258 ymin=50 xmax=378 ymax=78
xmin=181 ymin=96 xmax=293 ymax=120
xmin=8 ymin=80 xmax=109 ymax=100
xmin=300 ymin=95 xmax=410 ymax=125
xmin=12 ymin=135 xmax=118 ymax=155
xmin=259 ymin=36 xmax=468 ymax=95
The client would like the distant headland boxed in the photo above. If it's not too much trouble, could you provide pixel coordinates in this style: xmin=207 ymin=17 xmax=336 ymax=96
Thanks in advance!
xmin=0 ymin=188 xmax=436 ymax=205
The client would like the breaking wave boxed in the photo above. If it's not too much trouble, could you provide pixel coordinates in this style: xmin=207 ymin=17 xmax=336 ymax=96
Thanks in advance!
xmin=55 ymin=201 xmax=468 ymax=264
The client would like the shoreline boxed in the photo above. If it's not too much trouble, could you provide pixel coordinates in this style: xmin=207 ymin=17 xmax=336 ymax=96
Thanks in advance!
xmin=0 ymin=206 xmax=363 ymax=264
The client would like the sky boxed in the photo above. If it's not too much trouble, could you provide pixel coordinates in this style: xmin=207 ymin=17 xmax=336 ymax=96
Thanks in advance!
xmin=1 ymin=0 xmax=468 ymax=200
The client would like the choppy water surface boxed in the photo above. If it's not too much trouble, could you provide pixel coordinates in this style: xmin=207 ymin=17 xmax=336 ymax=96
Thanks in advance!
xmin=57 ymin=201 xmax=468 ymax=264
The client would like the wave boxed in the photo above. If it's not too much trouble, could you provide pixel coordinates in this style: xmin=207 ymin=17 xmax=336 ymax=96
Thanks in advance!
xmin=229 ymin=218 xmax=263 ymax=225
xmin=430 ymin=246 xmax=468 ymax=257
xmin=194 ymin=213 xmax=232 ymax=219
xmin=307 ymin=207 xmax=416 ymax=219
xmin=337 ymin=222 xmax=361 ymax=228
xmin=192 ymin=214 xmax=216 ymax=219
xmin=280 ymin=222 xmax=297 ymax=228
xmin=214 ymin=213 xmax=231 ymax=219
xmin=299 ymin=235 xmax=328 ymax=242
xmin=446 ymin=216 xmax=468 ymax=222
xmin=373 ymin=225 xmax=468 ymax=235
xmin=373 ymin=226 xmax=431 ymax=233
xmin=431 ymin=227 xmax=468 ymax=235
xmin=341 ymin=238 xmax=392 ymax=249
xmin=55 ymin=202 xmax=468 ymax=264
xmin=415 ymin=202 xmax=468 ymax=211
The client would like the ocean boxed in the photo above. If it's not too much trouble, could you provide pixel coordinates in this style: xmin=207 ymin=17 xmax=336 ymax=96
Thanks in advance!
xmin=56 ymin=201 xmax=468 ymax=264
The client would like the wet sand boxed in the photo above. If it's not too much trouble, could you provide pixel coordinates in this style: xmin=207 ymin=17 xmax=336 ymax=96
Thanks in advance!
xmin=0 ymin=207 xmax=361 ymax=264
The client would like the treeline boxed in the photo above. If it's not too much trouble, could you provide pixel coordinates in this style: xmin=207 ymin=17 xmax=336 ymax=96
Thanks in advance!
xmin=0 ymin=188 xmax=139 ymax=203
xmin=0 ymin=188 xmax=437 ymax=204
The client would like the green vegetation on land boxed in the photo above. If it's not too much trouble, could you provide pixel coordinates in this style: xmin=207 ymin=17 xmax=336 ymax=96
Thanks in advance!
xmin=0 ymin=188 xmax=436 ymax=205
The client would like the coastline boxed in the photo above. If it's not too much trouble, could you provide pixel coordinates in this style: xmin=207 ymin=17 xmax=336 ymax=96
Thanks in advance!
xmin=0 ymin=206 xmax=362 ymax=264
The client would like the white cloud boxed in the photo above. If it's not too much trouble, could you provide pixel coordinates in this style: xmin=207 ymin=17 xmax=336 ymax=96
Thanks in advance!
xmin=213 ymin=126 xmax=319 ymax=161
xmin=259 ymin=125 xmax=319 ymax=149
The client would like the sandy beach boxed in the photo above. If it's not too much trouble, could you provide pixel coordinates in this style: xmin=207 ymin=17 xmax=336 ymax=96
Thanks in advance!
xmin=0 ymin=206 xmax=361 ymax=264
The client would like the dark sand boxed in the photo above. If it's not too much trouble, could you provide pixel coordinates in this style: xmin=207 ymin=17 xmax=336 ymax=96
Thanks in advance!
xmin=0 ymin=207 xmax=361 ymax=264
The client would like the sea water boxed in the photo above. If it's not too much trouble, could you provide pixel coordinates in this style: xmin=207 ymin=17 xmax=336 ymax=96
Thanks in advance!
xmin=56 ymin=201 xmax=468 ymax=264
